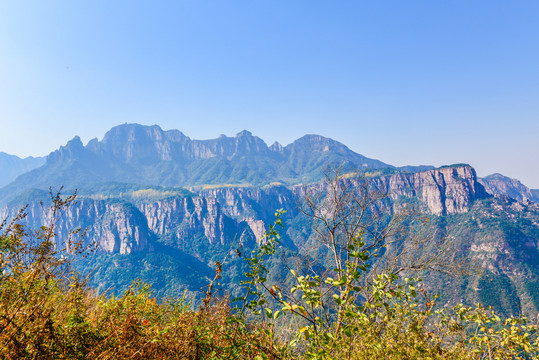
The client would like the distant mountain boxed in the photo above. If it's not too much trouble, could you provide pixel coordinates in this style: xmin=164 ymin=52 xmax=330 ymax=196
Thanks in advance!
xmin=533 ymin=189 xmax=539 ymax=201
xmin=1 ymin=122 xmax=539 ymax=317
xmin=0 ymin=152 xmax=45 ymax=187
xmin=0 ymin=124 xmax=391 ymax=202
xmin=5 ymin=163 xmax=539 ymax=317
xmin=479 ymin=173 xmax=539 ymax=203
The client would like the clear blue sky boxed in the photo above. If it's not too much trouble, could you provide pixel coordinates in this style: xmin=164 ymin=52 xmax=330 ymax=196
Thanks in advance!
xmin=1 ymin=1 xmax=538 ymax=187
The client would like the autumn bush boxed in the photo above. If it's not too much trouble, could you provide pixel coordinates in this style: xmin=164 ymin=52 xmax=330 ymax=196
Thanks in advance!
xmin=0 ymin=192 xmax=282 ymax=359
xmin=0 ymin=189 xmax=538 ymax=359
xmin=234 ymin=211 xmax=539 ymax=360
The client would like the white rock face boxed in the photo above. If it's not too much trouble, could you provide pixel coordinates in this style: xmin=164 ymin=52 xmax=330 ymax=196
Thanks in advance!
xmin=137 ymin=196 xmax=240 ymax=246
xmin=0 ymin=165 xmax=488 ymax=255
xmin=0 ymin=200 xmax=150 ymax=254
xmin=243 ymin=217 xmax=266 ymax=243
xmin=372 ymin=165 xmax=484 ymax=215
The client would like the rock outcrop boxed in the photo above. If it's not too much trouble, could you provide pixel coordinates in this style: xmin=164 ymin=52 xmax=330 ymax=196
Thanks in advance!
xmin=0 ymin=195 xmax=255 ymax=255
xmin=0 ymin=164 xmax=489 ymax=256
xmin=0 ymin=199 xmax=150 ymax=254
xmin=292 ymin=165 xmax=487 ymax=216
xmin=135 ymin=196 xmax=254 ymax=247
xmin=379 ymin=165 xmax=488 ymax=215
xmin=479 ymin=173 xmax=538 ymax=203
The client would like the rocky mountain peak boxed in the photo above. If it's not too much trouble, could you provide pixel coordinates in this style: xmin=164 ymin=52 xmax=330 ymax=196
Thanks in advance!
xmin=235 ymin=130 xmax=253 ymax=137
xmin=68 ymin=135 xmax=83 ymax=147
xmin=47 ymin=136 xmax=87 ymax=164
xmin=270 ymin=141 xmax=283 ymax=152
xmin=285 ymin=134 xmax=357 ymax=156
xmin=479 ymin=173 xmax=538 ymax=203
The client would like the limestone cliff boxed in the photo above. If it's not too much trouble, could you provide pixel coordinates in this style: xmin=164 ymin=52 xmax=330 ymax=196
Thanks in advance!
xmin=378 ymin=165 xmax=488 ymax=215
xmin=0 ymin=199 xmax=150 ymax=254
xmin=0 ymin=165 xmax=488 ymax=257
xmin=199 ymin=185 xmax=298 ymax=240
xmin=0 ymin=195 xmax=254 ymax=256
xmin=290 ymin=165 xmax=487 ymax=217
xmin=134 ymin=196 xmax=255 ymax=247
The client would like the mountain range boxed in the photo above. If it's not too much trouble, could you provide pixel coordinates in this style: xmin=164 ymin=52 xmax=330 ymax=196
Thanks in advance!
xmin=2 ymin=123 xmax=536 ymax=204
xmin=0 ymin=152 xmax=44 ymax=188
xmin=1 ymin=123 xmax=538 ymax=316
xmin=0 ymin=124 xmax=390 ymax=201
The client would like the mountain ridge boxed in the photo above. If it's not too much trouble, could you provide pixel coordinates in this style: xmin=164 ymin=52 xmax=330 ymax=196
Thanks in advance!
xmin=479 ymin=173 xmax=539 ymax=203
xmin=0 ymin=152 xmax=45 ymax=187
xmin=0 ymin=123 xmax=537 ymax=316
xmin=0 ymin=124 xmax=391 ymax=203
xmin=0 ymin=123 xmax=536 ymax=208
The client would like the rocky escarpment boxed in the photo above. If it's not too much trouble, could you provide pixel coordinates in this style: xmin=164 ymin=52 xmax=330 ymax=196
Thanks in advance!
xmin=378 ymin=165 xmax=488 ymax=215
xmin=134 ymin=196 xmax=255 ymax=247
xmin=289 ymin=165 xmax=487 ymax=216
xmin=0 ymin=195 xmax=255 ymax=256
xmin=0 ymin=199 xmax=151 ymax=254
xmin=199 ymin=185 xmax=298 ymax=240
xmin=479 ymin=173 xmax=538 ymax=204
xmin=200 ymin=165 xmax=488 ymax=222
xmin=0 ymin=165 xmax=488 ymax=257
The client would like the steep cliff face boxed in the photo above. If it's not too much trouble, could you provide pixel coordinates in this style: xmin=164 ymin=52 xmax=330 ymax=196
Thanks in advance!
xmin=287 ymin=165 xmax=487 ymax=217
xmin=3 ymin=163 xmax=538 ymax=316
xmin=0 ymin=199 xmax=151 ymax=254
xmin=199 ymin=185 xmax=297 ymax=216
xmin=376 ymin=165 xmax=487 ymax=215
xmin=135 ymin=196 xmax=254 ymax=247
xmin=0 ymin=165 xmax=488 ymax=258
xmin=1 ymin=194 xmax=256 ymax=257
xmin=199 ymin=165 xmax=488 ymax=223
xmin=199 ymin=185 xmax=299 ymax=241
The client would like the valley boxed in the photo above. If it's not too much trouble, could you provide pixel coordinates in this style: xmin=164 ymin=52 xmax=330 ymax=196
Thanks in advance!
xmin=1 ymin=124 xmax=538 ymax=317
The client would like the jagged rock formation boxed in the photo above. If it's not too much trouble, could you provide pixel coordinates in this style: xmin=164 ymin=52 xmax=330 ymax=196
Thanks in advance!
xmin=290 ymin=165 xmax=487 ymax=216
xmin=479 ymin=173 xmax=539 ymax=203
xmin=377 ymin=165 xmax=488 ymax=215
xmin=0 ymin=123 xmax=537 ymax=315
xmin=0 ymin=124 xmax=391 ymax=204
xmin=0 ymin=165 xmax=487 ymax=256
xmin=135 ymin=196 xmax=255 ymax=247
xmin=199 ymin=185 xmax=298 ymax=219
xmin=0 ymin=195 xmax=256 ymax=256
xmin=0 ymin=199 xmax=150 ymax=254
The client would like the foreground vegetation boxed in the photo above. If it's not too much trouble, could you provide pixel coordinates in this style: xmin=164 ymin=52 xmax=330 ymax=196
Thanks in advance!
xmin=1 ymin=190 xmax=539 ymax=359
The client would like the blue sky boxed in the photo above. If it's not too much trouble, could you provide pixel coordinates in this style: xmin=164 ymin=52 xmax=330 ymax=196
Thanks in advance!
xmin=0 ymin=1 xmax=538 ymax=187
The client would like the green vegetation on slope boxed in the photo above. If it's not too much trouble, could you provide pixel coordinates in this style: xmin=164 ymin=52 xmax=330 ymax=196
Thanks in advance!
xmin=1 ymin=199 xmax=539 ymax=359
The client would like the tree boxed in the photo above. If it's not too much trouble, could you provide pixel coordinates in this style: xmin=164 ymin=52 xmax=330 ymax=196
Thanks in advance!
xmin=233 ymin=167 xmax=520 ymax=359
